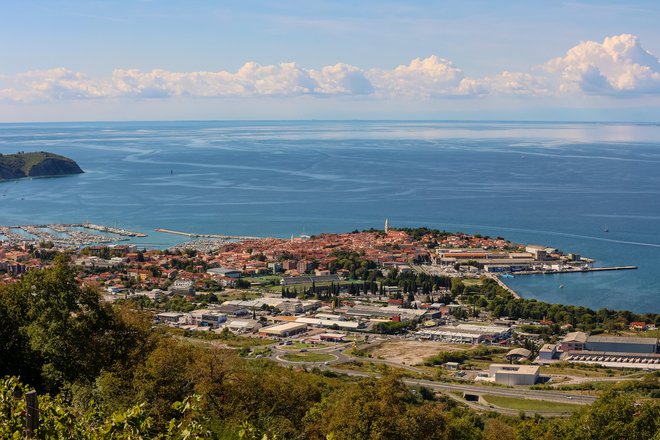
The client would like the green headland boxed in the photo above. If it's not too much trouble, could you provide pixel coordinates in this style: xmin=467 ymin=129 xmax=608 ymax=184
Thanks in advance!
xmin=0 ymin=151 xmax=83 ymax=181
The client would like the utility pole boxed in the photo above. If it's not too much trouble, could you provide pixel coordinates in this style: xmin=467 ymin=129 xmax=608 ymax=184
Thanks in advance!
xmin=25 ymin=390 xmax=39 ymax=439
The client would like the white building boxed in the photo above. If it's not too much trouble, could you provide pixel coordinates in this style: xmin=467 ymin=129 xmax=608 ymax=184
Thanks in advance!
xmin=259 ymin=322 xmax=307 ymax=337
xmin=489 ymin=364 xmax=539 ymax=386
xmin=295 ymin=317 xmax=361 ymax=330
xmin=537 ymin=344 xmax=558 ymax=362
xmin=225 ymin=319 xmax=261 ymax=334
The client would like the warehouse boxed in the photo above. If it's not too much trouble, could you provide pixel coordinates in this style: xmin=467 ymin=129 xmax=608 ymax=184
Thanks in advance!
xmin=259 ymin=322 xmax=307 ymax=337
xmin=295 ymin=317 xmax=362 ymax=330
xmin=562 ymin=351 xmax=660 ymax=370
xmin=585 ymin=335 xmax=658 ymax=354
xmin=416 ymin=324 xmax=511 ymax=344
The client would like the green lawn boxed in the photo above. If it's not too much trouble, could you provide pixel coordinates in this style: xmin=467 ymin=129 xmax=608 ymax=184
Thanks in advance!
xmin=482 ymin=395 xmax=581 ymax=412
xmin=281 ymin=352 xmax=335 ymax=363
xmin=249 ymin=347 xmax=272 ymax=357
xmin=222 ymin=336 xmax=275 ymax=348
xmin=215 ymin=291 xmax=262 ymax=300
xmin=242 ymin=276 xmax=282 ymax=284
xmin=332 ymin=361 xmax=425 ymax=379
xmin=462 ymin=279 xmax=483 ymax=287
xmin=541 ymin=364 xmax=629 ymax=377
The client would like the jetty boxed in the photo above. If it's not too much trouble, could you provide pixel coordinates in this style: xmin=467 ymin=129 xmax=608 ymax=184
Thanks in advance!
xmin=154 ymin=228 xmax=259 ymax=240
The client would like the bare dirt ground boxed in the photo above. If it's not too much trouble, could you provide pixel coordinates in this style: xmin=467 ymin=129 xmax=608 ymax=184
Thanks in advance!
xmin=368 ymin=340 xmax=472 ymax=366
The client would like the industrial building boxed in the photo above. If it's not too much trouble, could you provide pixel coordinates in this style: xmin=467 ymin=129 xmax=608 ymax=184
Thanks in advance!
xmin=207 ymin=267 xmax=242 ymax=278
xmin=190 ymin=309 xmax=227 ymax=327
xmin=585 ymin=335 xmax=658 ymax=354
xmin=557 ymin=332 xmax=660 ymax=369
xmin=562 ymin=351 xmax=660 ymax=370
xmin=222 ymin=298 xmax=321 ymax=314
xmin=416 ymin=324 xmax=511 ymax=344
xmin=344 ymin=306 xmax=432 ymax=322
xmin=156 ymin=312 xmax=184 ymax=324
xmin=295 ymin=317 xmax=362 ymax=330
xmin=489 ymin=364 xmax=539 ymax=386
xmin=226 ymin=319 xmax=261 ymax=334
xmin=259 ymin=322 xmax=308 ymax=337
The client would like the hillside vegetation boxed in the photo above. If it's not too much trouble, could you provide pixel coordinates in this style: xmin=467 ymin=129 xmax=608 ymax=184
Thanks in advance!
xmin=0 ymin=259 xmax=658 ymax=439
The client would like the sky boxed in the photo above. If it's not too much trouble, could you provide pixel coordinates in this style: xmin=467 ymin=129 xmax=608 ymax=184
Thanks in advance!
xmin=1 ymin=0 xmax=659 ymax=122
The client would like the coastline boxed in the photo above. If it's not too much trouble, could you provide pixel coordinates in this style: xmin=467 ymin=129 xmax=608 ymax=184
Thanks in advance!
xmin=487 ymin=274 xmax=521 ymax=299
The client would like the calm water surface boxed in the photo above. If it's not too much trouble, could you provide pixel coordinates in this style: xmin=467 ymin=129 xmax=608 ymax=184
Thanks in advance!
xmin=0 ymin=120 xmax=658 ymax=313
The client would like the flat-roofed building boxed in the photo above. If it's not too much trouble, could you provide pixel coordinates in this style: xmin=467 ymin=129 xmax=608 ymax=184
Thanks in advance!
xmin=207 ymin=267 xmax=242 ymax=278
xmin=585 ymin=335 xmax=658 ymax=354
xmin=216 ymin=304 xmax=250 ymax=317
xmin=537 ymin=344 xmax=558 ymax=361
xmin=156 ymin=312 xmax=184 ymax=324
xmin=562 ymin=351 xmax=660 ymax=370
xmin=318 ymin=333 xmax=347 ymax=342
xmin=417 ymin=324 xmax=511 ymax=344
xmin=344 ymin=306 xmax=428 ymax=322
xmin=259 ymin=322 xmax=307 ymax=337
xmin=489 ymin=364 xmax=539 ymax=386
xmin=190 ymin=309 xmax=227 ymax=327
xmin=226 ymin=319 xmax=261 ymax=334
xmin=296 ymin=317 xmax=361 ymax=330
xmin=525 ymin=245 xmax=548 ymax=261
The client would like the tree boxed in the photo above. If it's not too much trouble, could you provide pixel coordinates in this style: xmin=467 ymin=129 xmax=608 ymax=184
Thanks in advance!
xmin=0 ymin=258 xmax=152 ymax=391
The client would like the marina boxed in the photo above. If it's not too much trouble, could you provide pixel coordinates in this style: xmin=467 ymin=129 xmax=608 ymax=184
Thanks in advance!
xmin=0 ymin=223 xmax=142 ymax=249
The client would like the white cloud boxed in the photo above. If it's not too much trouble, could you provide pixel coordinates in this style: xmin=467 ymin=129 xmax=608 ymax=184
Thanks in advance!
xmin=310 ymin=63 xmax=374 ymax=95
xmin=0 ymin=34 xmax=658 ymax=103
xmin=367 ymin=55 xmax=466 ymax=97
xmin=111 ymin=63 xmax=318 ymax=98
xmin=544 ymin=34 xmax=660 ymax=94
xmin=0 ymin=68 xmax=111 ymax=102
xmin=472 ymin=71 xmax=551 ymax=97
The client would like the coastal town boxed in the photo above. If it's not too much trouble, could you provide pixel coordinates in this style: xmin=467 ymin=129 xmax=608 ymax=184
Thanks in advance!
xmin=1 ymin=220 xmax=657 ymax=417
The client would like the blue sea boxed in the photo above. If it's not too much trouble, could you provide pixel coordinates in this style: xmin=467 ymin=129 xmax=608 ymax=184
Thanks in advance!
xmin=1 ymin=120 xmax=659 ymax=313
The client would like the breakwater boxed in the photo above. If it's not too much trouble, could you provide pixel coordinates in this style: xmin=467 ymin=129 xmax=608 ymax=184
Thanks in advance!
xmin=154 ymin=228 xmax=259 ymax=240
xmin=512 ymin=266 xmax=637 ymax=276
xmin=488 ymin=274 xmax=521 ymax=299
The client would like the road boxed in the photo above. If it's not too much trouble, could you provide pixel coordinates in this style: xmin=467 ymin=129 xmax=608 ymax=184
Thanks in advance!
xmin=263 ymin=339 xmax=597 ymax=416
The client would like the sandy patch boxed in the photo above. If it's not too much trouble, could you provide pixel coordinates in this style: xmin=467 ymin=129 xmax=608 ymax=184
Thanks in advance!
xmin=369 ymin=340 xmax=472 ymax=366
